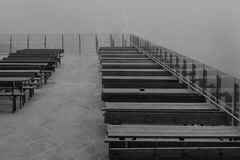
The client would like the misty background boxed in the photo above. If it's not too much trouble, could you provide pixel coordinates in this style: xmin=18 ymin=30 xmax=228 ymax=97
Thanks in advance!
xmin=0 ymin=0 xmax=239 ymax=77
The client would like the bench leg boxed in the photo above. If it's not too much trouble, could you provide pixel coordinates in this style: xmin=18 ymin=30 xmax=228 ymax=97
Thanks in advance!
xmin=22 ymin=93 xmax=26 ymax=106
xmin=12 ymin=96 xmax=17 ymax=113
xmin=44 ymin=76 xmax=47 ymax=84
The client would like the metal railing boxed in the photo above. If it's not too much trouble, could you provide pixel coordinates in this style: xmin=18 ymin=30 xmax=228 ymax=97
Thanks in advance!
xmin=130 ymin=34 xmax=240 ymax=126
xmin=0 ymin=33 xmax=130 ymax=54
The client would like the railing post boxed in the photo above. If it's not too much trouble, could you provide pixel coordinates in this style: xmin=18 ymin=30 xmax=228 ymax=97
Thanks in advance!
xmin=78 ymin=34 xmax=81 ymax=54
xmin=232 ymin=78 xmax=239 ymax=126
xmin=61 ymin=34 xmax=64 ymax=50
xmin=44 ymin=34 xmax=47 ymax=49
xmin=216 ymin=70 xmax=221 ymax=104
xmin=156 ymin=47 xmax=159 ymax=59
xmin=192 ymin=61 xmax=196 ymax=84
xmin=110 ymin=34 xmax=114 ymax=47
xmin=95 ymin=34 xmax=98 ymax=54
xmin=27 ymin=35 xmax=30 ymax=49
xmin=182 ymin=59 xmax=187 ymax=78
xmin=202 ymin=65 xmax=207 ymax=93
xmin=152 ymin=46 xmax=155 ymax=56
xmin=164 ymin=51 xmax=167 ymax=65
xmin=169 ymin=53 xmax=173 ymax=69
xmin=122 ymin=34 xmax=124 ymax=47
xmin=159 ymin=49 xmax=162 ymax=61
xmin=176 ymin=56 xmax=179 ymax=74
xmin=9 ymin=35 xmax=12 ymax=53
xmin=130 ymin=35 xmax=133 ymax=47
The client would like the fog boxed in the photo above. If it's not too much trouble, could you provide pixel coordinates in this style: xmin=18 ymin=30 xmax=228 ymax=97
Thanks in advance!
xmin=0 ymin=0 xmax=239 ymax=77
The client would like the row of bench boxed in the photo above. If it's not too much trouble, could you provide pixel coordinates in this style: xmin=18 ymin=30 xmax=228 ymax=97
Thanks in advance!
xmin=99 ymin=47 xmax=240 ymax=159
xmin=0 ymin=49 xmax=64 ymax=113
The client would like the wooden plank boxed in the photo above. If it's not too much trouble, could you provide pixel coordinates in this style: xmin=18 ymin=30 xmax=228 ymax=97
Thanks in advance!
xmin=101 ymin=69 xmax=171 ymax=76
xmin=0 ymin=70 xmax=40 ymax=73
xmin=101 ymin=69 xmax=165 ymax=72
xmin=102 ymin=88 xmax=205 ymax=103
xmin=100 ymin=54 xmax=145 ymax=58
xmin=107 ymin=125 xmax=240 ymax=138
xmin=109 ymin=148 xmax=240 ymax=160
xmin=103 ymin=82 xmax=187 ymax=89
xmin=0 ymin=77 xmax=31 ymax=81
xmin=102 ymin=76 xmax=177 ymax=80
xmin=101 ymin=63 xmax=161 ymax=69
xmin=103 ymin=88 xmax=195 ymax=94
xmin=0 ymin=63 xmax=48 ymax=66
xmin=104 ymin=103 xmax=218 ymax=111
xmin=100 ymin=58 xmax=150 ymax=60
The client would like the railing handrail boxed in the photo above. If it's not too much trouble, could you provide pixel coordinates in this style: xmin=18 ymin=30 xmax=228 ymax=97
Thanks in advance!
xmin=130 ymin=34 xmax=240 ymax=125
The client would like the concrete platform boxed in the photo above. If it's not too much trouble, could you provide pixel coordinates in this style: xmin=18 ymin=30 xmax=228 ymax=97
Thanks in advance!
xmin=0 ymin=52 xmax=107 ymax=160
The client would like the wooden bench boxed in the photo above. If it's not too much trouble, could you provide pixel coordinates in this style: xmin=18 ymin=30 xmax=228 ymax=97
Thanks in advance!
xmin=8 ymin=54 xmax=61 ymax=64
xmin=101 ymin=69 xmax=171 ymax=76
xmin=100 ymin=54 xmax=146 ymax=58
xmin=102 ymin=88 xmax=205 ymax=103
xmin=0 ymin=77 xmax=32 ymax=113
xmin=100 ymin=58 xmax=154 ymax=63
xmin=106 ymin=125 xmax=240 ymax=160
xmin=102 ymin=76 xmax=184 ymax=88
xmin=101 ymin=63 xmax=161 ymax=69
xmin=99 ymin=47 xmax=137 ymax=52
xmin=0 ymin=66 xmax=52 ymax=78
xmin=0 ymin=70 xmax=45 ymax=87
xmin=0 ymin=59 xmax=57 ymax=68
xmin=103 ymin=102 xmax=228 ymax=125
xmin=0 ymin=63 xmax=54 ymax=71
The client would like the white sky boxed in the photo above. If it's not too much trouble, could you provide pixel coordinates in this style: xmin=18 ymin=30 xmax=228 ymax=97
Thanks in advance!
xmin=0 ymin=0 xmax=240 ymax=77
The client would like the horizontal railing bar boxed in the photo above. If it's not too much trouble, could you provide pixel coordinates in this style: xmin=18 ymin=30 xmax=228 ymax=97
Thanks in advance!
xmin=135 ymin=45 xmax=240 ymax=123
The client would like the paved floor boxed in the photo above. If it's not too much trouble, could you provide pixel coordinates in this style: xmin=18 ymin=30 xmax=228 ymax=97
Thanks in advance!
xmin=0 ymin=52 xmax=107 ymax=160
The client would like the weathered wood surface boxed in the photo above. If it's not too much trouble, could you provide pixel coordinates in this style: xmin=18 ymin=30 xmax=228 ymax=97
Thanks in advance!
xmin=104 ymin=102 xmax=218 ymax=111
xmin=100 ymin=54 xmax=146 ymax=58
xmin=102 ymin=88 xmax=205 ymax=103
xmin=101 ymin=69 xmax=171 ymax=76
xmin=100 ymin=58 xmax=154 ymax=63
xmin=107 ymin=125 xmax=240 ymax=138
xmin=102 ymin=76 xmax=177 ymax=81
xmin=103 ymin=103 xmax=227 ymax=125
xmin=101 ymin=63 xmax=161 ymax=69
xmin=103 ymin=88 xmax=194 ymax=94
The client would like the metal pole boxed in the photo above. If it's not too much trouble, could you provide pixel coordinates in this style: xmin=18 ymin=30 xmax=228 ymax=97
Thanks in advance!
xmin=27 ymin=35 xmax=30 ymax=49
xmin=164 ymin=51 xmax=167 ymax=65
xmin=10 ymin=35 xmax=12 ymax=53
xmin=202 ymin=65 xmax=207 ymax=93
xmin=44 ymin=34 xmax=47 ymax=49
xmin=79 ymin=34 xmax=81 ymax=54
xmin=192 ymin=62 xmax=196 ymax=84
xmin=122 ymin=34 xmax=124 ymax=47
xmin=159 ymin=49 xmax=162 ymax=61
xmin=95 ymin=34 xmax=98 ymax=54
xmin=216 ymin=70 xmax=221 ymax=104
xmin=61 ymin=34 xmax=64 ymax=49
xmin=170 ymin=54 xmax=173 ymax=69
xmin=110 ymin=34 xmax=113 ymax=47
xmin=232 ymin=78 xmax=239 ymax=126
xmin=182 ymin=59 xmax=187 ymax=77
xmin=176 ymin=56 xmax=179 ymax=74
xmin=130 ymin=35 xmax=132 ymax=47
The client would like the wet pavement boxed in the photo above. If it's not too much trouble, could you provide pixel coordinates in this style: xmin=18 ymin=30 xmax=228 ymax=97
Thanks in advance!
xmin=0 ymin=52 xmax=107 ymax=160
